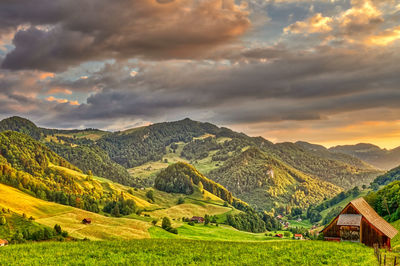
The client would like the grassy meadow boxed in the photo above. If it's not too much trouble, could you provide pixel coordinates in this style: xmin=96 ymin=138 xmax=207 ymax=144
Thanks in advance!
xmin=0 ymin=239 xmax=377 ymax=265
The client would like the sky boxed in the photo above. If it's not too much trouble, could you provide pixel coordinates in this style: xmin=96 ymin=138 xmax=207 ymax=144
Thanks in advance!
xmin=0 ymin=0 xmax=400 ymax=149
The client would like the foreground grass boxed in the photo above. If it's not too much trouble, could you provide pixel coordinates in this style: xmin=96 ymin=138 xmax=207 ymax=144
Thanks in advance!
xmin=149 ymin=224 xmax=273 ymax=241
xmin=0 ymin=239 xmax=377 ymax=265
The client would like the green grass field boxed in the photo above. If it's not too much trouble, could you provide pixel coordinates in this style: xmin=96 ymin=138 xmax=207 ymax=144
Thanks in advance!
xmin=0 ymin=239 xmax=377 ymax=265
xmin=149 ymin=224 xmax=275 ymax=241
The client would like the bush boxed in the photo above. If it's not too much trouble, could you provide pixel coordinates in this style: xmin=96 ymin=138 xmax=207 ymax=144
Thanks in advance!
xmin=177 ymin=197 xmax=185 ymax=205
xmin=162 ymin=217 xmax=172 ymax=230
xmin=188 ymin=221 xmax=195 ymax=226
xmin=0 ymin=216 xmax=6 ymax=225
xmin=146 ymin=190 xmax=155 ymax=201
xmin=168 ymin=228 xmax=178 ymax=234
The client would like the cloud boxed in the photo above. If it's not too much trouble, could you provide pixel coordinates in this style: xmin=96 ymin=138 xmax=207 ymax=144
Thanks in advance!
xmin=0 ymin=0 xmax=250 ymax=71
xmin=284 ymin=13 xmax=333 ymax=34
xmin=283 ymin=0 xmax=399 ymax=46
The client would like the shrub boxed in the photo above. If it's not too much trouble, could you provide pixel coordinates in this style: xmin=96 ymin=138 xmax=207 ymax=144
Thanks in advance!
xmin=162 ymin=217 xmax=172 ymax=230
xmin=177 ymin=197 xmax=185 ymax=205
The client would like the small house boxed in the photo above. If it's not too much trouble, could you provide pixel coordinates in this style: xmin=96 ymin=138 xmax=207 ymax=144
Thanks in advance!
xmin=82 ymin=218 xmax=92 ymax=224
xmin=294 ymin=234 xmax=303 ymax=240
xmin=321 ymin=197 xmax=398 ymax=248
xmin=191 ymin=216 xmax=205 ymax=223
xmin=275 ymin=234 xmax=283 ymax=238
xmin=0 ymin=239 xmax=8 ymax=247
xmin=276 ymin=215 xmax=283 ymax=220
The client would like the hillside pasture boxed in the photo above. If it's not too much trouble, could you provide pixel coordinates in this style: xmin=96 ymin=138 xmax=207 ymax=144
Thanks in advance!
xmin=0 ymin=183 xmax=150 ymax=240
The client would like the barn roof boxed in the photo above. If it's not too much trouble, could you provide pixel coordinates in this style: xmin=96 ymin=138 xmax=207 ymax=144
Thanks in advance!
xmin=0 ymin=239 xmax=8 ymax=244
xmin=337 ymin=214 xmax=362 ymax=226
xmin=350 ymin=197 xmax=398 ymax=239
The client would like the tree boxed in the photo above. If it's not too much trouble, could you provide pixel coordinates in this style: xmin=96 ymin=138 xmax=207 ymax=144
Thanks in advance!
xmin=146 ymin=190 xmax=154 ymax=202
xmin=0 ymin=216 xmax=6 ymax=225
xmin=152 ymin=219 xmax=158 ymax=226
xmin=54 ymin=224 xmax=62 ymax=235
xmin=112 ymin=205 xmax=121 ymax=217
xmin=204 ymin=214 xmax=210 ymax=225
xmin=177 ymin=197 xmax=185 ymax=205
xmin=162 ymin=217 xmax=171 ymax=230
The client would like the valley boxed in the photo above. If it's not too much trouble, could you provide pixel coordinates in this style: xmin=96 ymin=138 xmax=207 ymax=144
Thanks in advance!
xmin=0 ymin=116 xmax=399 ymax=265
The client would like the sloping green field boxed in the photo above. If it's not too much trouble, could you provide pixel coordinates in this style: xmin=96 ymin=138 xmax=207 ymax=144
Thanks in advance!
xmin=0 ymin=239 xmax=377 ymax=265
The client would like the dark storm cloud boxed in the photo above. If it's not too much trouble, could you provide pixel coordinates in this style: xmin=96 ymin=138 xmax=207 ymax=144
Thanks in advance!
xmin=33 ymin=43 xmax=399 ymax=127
xmin=0 ymin=0 xmax=250 ymax=71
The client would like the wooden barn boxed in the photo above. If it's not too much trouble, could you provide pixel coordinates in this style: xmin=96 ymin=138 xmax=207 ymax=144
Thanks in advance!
xmin=0 ymin=239 xmax=8 ymax=247
xmin=82 ymin=218 xmax=92 ymax=224
xmin=190 ymin=216 xmax=205 ymax=223
xmin=321 ymin=197 xmax=398 ymax=249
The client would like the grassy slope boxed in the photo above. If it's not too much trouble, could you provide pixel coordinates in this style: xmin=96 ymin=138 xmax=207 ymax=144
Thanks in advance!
xmin=0 ymin=239 xmax=377 ymax=265
xmin=128 ymin=136 xmax=227 ymax=181
xmin=319 ymin=189 xmax=370 ymax=219
xmin=0 ymin=178 xmax=241 ymax=241
xmin=0 ymin=183 xmax=150 ymax=240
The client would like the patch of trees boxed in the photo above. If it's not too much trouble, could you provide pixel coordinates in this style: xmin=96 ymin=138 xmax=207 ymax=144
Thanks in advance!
xmin=372 ymin=166 xmax=400 ymax=186
xmin=226 ymin=210 xmax=267 ymax=233
xmin=162 ymin=217 xmax=178 ymax=234
xmin=181 ymin=137 xmax=220 ymax=160
xmin=103 ymin=197 xmax=136 ymax=217
xmin=46 ymin=142 xmax=134 ymax=187
xmin=365 ymin=180 xmax=400 ymax=222
xmin=154 ymin=162 xmax=249 ymax=211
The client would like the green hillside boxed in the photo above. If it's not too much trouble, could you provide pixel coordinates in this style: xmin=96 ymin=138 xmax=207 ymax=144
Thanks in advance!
xmin=0 ymin=131 xmax=151 ymax=215
xmin=209 ymin=147 xmax=341 ymax=210
xmin=0 ymin=116 xmax=382 ymax=211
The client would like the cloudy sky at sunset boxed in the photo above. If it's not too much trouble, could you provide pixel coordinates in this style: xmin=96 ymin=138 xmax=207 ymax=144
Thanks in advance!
xmin=1 ymin=0 xmax=400 ymax=148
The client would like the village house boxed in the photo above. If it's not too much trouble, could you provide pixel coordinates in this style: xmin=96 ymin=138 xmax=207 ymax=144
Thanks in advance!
xmin=190 ymin=216 xmax=205 ymax=223
xmin=321 ymin=197 xmax=398 ymax=249
xmin=82 ymin=218 xmax=92 ymax=224
xmin=0 ymin=239 xmax=8 ymax=247
xmin=294 ymin=234 xmax=303 ymax=240
xmin=275 ymin=234 xmax=283 ymax=238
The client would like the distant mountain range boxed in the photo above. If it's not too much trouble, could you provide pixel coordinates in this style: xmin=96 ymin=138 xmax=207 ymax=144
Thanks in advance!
xmin=0 ymin=116 xmax=384 ymax=210
xmin=329 ymin=143 xmax=400 ymax=170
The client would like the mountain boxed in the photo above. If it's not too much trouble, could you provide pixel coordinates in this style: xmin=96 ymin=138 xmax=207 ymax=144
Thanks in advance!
xmin=290 ymin=141 xmax=381 ymax=188
xmin=0 ymin=131 xmax=144 ymax=216
xmin=0 ymin=116 xmax=383 ymax=210
xmin=329 ymin=143 xmax=400 ymax=170
xmin=0 ymin=117 xmax=132 ymax=186
xmin=0 ymin=116 xmax=43 ymax=140
xmin=208 ymin=147 xmax=341 ymax=210
xmin=370 ymin=165 xmax=400 ymax=187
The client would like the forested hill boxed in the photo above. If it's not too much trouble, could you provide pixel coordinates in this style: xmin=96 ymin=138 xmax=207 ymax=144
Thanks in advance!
xmin=0 ymin=116 xmax=132 ymax=186
xmin=154 ymin=162 xmax=248 ymax=211
xmin=208 ymin=147 xmax=341 ymax=210
xmin=0 ymin=116 xmax=43 ymax=140
xmin=329 ymin=143 xmax=400 ymax=170
xmin=0 ymin=116 xmax=382 ymax=210
xmin=0 ymin=131 xmax=140 ymax=215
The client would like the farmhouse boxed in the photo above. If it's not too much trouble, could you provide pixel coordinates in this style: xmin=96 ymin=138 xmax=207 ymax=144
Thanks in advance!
xmin=321 ymin=197 xmax=398 ymax=248
xmin=191 ymin=216 xmax=205 ymax=223
xmin=294 ymin=234 xmax=303 ymax=240
xmin=0 ymin=239 xmax=8 ymax=247
xmin=82 ymin=218 xmax=92 ymax=224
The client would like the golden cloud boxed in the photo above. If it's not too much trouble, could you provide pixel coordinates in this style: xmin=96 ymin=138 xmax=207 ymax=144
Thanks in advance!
xmin=284 ymin=13 xmax=333 ymax=34
xmin=46 ymin=96 xmax=79 ymax=105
